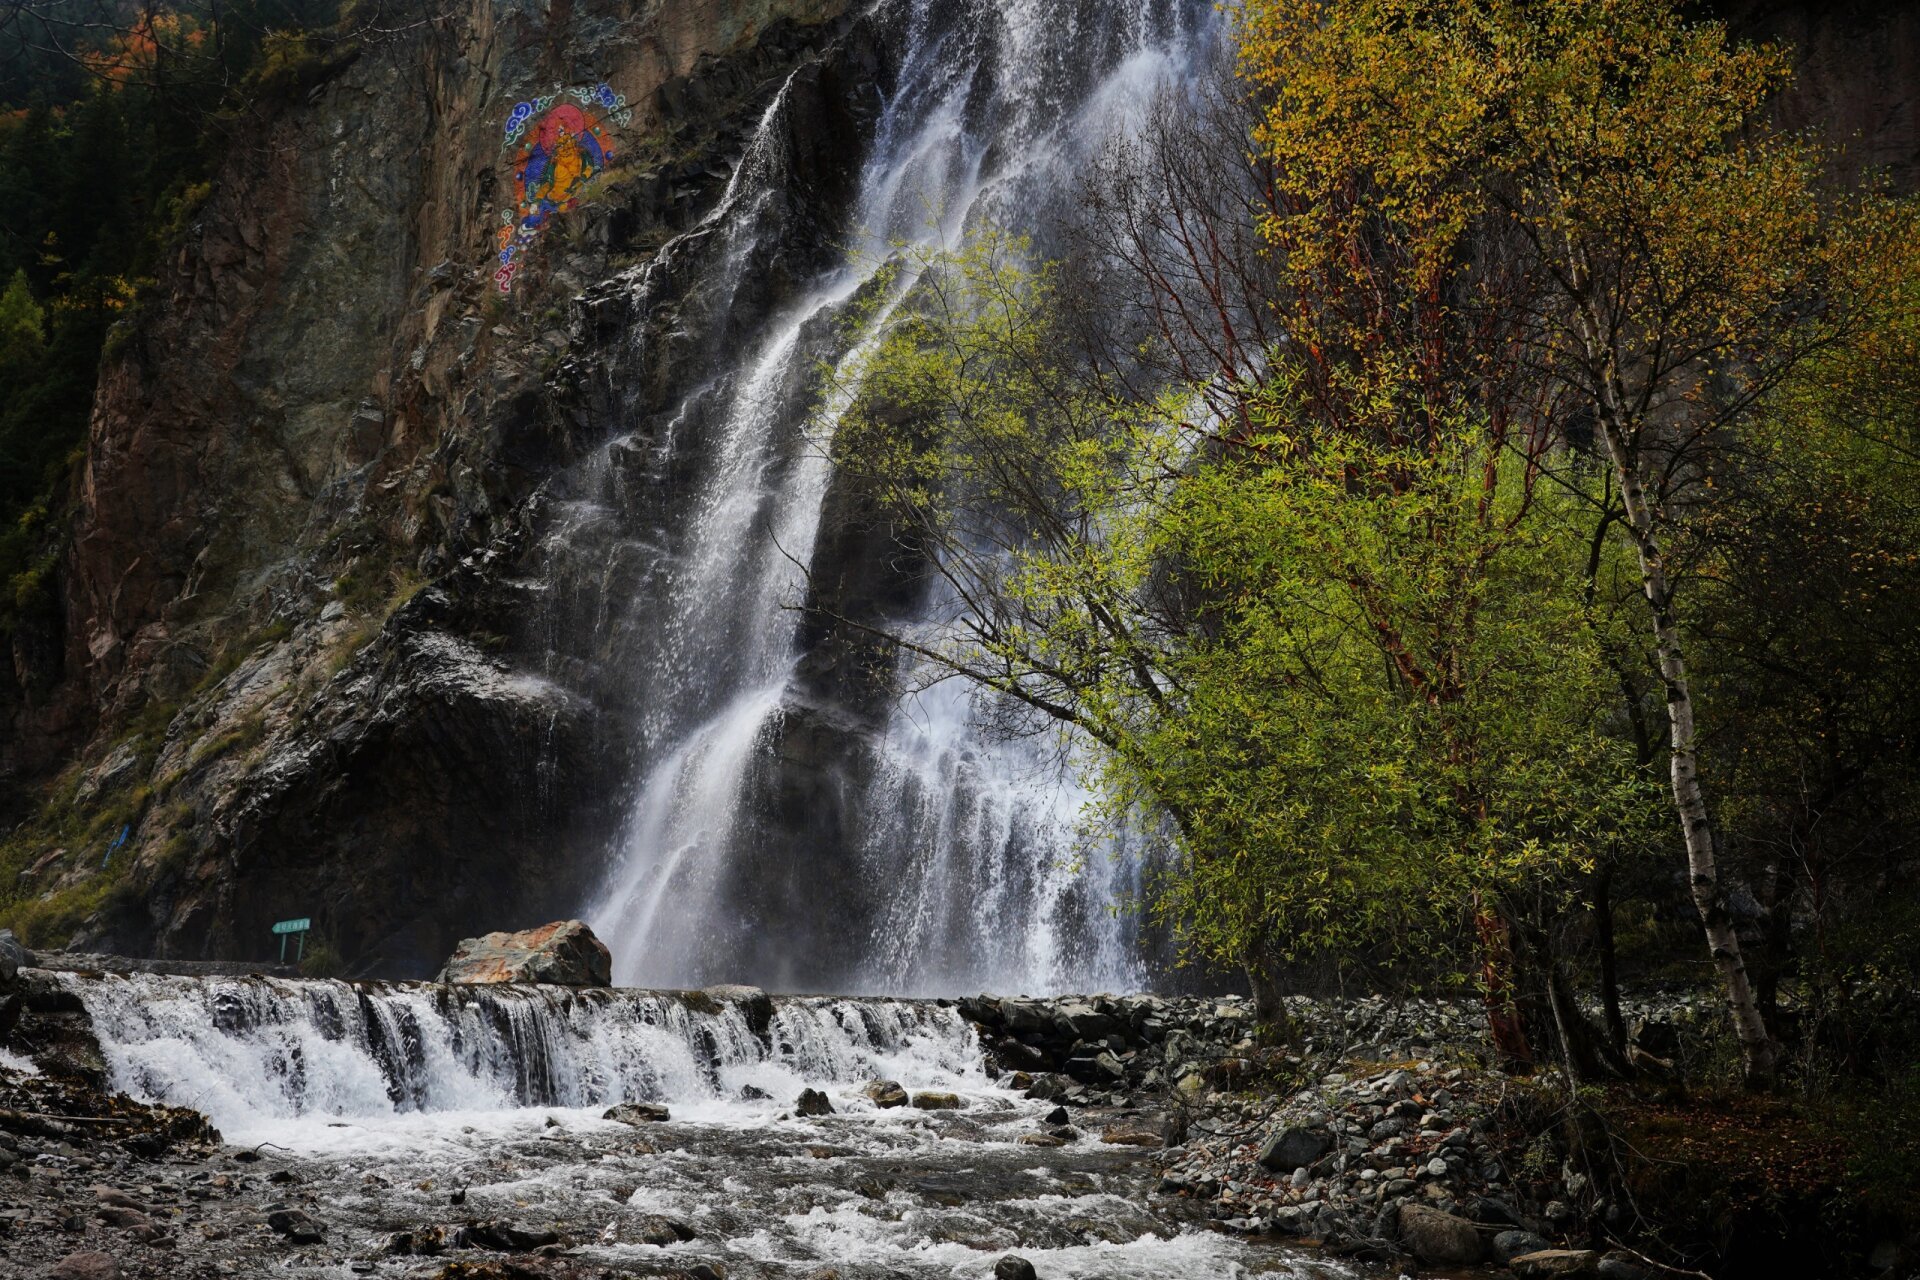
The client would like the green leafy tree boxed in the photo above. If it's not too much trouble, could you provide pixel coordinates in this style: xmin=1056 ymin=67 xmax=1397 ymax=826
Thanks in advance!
xmin=830 ymin=231 xmax=1657 ymax=1058
xmin=1235 ymin=0 xmax=1881 ymax=1087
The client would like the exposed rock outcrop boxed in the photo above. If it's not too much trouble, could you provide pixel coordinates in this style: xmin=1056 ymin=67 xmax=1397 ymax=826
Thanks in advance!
xmin=0 ymin=0 xmax=872 ymax=973
xmin=436 ymin=919 xmax=611 ymax=985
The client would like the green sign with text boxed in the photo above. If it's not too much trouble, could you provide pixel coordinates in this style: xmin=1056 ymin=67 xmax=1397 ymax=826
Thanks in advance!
xmin=272 ymin=917 xmax=311 ymax=963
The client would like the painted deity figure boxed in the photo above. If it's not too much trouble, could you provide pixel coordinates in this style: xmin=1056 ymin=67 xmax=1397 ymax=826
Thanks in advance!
xmin=515 ymin=104 xmax=610 ymax=227
xmin=496 ymin=91 xmax=622 ymax=293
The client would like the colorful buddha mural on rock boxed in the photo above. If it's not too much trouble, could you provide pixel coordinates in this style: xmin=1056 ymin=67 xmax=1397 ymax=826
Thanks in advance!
xmin=495 ymin=83 xmax=632 ymax=294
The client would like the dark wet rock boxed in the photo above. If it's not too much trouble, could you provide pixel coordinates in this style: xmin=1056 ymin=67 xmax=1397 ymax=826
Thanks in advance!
xmin=385 ymin=1225 xmax=449 ymax=1255
xmin=1017 ymin=1133 xmax=1066 ymax=1148
xmin=265 ymin=1206 xmax=325 ymax=1244
xmin=740 ymin=1084 xmax=771 ymax=1100
xmin=633 ymin=1215 xmax=698 ymax=1245
xmin=1597 ymin=1253 xmax=1653 ymax=1280
xmin=1099 ymin=1122 xmax=1163 ymax=1147
xmin=1051 ymin=1002 xmax=1113 ymax=1040
xmin=1256 ymin=1126 xmax=1331 ymax=1172
xmin=89 ymin=1186 xmax=145 ymax=1212
xmin=1495 ymin=1228 xmax=1556 ymax=1261
xmin=795 ymin=1088 xmax=835 ymax=1117
xmin=93 ymin=1205 xmax=152 ymax=1231
xmin=454 ymin=1219 xmax=561 ymax=1251
xmin=863 ymin=1080 xmax=907 ymax=1108
xmin=702 ymin=985 xmax=776 ymax=1039
xmin=1513 ymin=1249 xmax=1601 ymax=1278
xmin=603 ymin=1102 xmax=670 ymax=1125
xmin=911 ymin=1091 xmax=961 ymax=1110
xmin=420 ymin=1263 xmax=549 ymax=1280
xmin=47 ymin=1254 xmax=120 ymax=1280
xmin=436 ymin=920 xmax=612 ymax=986
xmin=1023 ymin=1074 xmax=1069 ymax=1103
xmin=1394 ymin=1203 xmax=1484 ymax=1265
xmin=1043 ymin=1105 xmax=1069 ymax=1126
xmin=994 ymin=1257 xmax=1038 ymax=1280
xmin=0 ymin=929 xmax=29 ymax=986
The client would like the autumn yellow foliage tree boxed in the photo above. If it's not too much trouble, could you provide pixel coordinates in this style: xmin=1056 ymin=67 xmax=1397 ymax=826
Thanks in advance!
xmin=1235 ymin=0 xmax=1890 ymax=1086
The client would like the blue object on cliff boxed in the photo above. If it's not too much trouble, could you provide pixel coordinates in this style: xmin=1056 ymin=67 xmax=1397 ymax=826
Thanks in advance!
xmin=102 ymin=825 xmax=129 ymax=868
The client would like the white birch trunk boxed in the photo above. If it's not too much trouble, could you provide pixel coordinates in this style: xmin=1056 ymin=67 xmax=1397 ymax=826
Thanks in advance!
xmin=1600 ymin=419 xmax=1779 ymax=1086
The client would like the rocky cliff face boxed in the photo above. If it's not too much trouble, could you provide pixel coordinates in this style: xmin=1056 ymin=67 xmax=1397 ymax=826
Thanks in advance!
xmin=1 ymin=0 xmax=877 ymax=973
xmin=1 ymin=0 xmax=1914 ymax=978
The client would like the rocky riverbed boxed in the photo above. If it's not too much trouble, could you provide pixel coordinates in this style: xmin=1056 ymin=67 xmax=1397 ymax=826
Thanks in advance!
xmin=0 ymin=1040 xmax=1338 ymax=1280
xmin=0 ymin=954 xmax=1694 ymax=1280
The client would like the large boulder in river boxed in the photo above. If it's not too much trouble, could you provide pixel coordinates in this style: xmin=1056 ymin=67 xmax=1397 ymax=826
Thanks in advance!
xmin=1394 ymin=1203 xmax=1486 ymax=1265
xmin=435 ymin=920 xmax=611 ymax=986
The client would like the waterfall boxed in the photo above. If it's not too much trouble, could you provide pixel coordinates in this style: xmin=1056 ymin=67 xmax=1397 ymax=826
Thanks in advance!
xmin=60 ymin=970 xmax=986 ymax=1138
xmin=555 ymin=0 xmax=1211 ymax=994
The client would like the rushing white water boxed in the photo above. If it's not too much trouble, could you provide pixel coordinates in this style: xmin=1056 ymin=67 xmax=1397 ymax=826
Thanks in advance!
xmin=54 ymin=970 xmax=1336 ymax=1278
xmin=576 ymin=0 xmax=1212 ymax=996
xmin=64 ymin=970 xmax=985 ymax=1139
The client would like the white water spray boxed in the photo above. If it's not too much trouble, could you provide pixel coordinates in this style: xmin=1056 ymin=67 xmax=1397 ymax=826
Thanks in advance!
xmin=554 ymin=0 xmax=1211 ymax=994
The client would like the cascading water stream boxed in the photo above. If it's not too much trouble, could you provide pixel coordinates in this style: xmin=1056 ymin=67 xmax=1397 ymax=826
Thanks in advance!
xmin=59 ymin=970 xmax=985 ymax=1140
xmin=558 ymin=0 xmax=1210 ymax=994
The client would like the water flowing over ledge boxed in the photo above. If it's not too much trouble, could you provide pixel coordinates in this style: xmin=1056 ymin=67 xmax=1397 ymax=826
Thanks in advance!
xmin=60 ymin=970 xmax=988 ymax=1137
xmin=566 ymin=0 xmax=1216 ymax=996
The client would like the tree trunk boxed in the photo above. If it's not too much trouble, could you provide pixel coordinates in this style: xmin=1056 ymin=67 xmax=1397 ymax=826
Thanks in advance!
xmin=1244 ymin=937 xmax=1289 ymax=1030
xmin=1593 ymin=864 xmax=1628 ymax=1052
xmin=1599 ymin=421 xmax=1779 ymax=1088
xmin=1475 ymin=900 xmax=1534 ymax=1071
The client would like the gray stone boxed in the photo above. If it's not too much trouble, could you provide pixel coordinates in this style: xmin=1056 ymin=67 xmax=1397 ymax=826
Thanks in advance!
xmin=795 ymin=1089 xmax=835 ymax=1117
xmin=603 ymin=1102 xmax=670 ymax=1125
xmin=993 ymin=1256 xmax=1038 ymax=1280
xmin=910 ymin=1091 xmax=961 ymax=1110
xmin=48 ymin=1254 xmax=121 ymax=1280
xmin=1051 ymin=1002 xmax=1113 ymax=1040
xmin=265 ymin=1207 xmax=325 ymax=1244
xmin=436 ymin=920 xmax=611 ymax=986
xmin=1256 ymin=1126 xmax=1332 ymax=1172
xmin=1394 ymin=1203 xmax=1484 ymax=1265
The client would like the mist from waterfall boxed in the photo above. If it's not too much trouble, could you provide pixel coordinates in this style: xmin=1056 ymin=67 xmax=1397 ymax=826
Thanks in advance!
xmin=570 ymin=0 xmax=1212 ymax=995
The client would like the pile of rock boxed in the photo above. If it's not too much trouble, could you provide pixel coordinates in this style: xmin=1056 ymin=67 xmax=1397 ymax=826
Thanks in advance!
xmin=1156 ymin=1058 xmax=1508 ymax=1241
xmin=1149 ymin=1037 xmax=1653 ymax=1278
xmin=959 ymin=992 xmax=1259 ymax=1106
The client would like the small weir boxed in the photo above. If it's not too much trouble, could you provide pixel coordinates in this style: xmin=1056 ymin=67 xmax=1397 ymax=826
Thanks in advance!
xmin=60 ymin=970 xmax=985 ymax=1133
